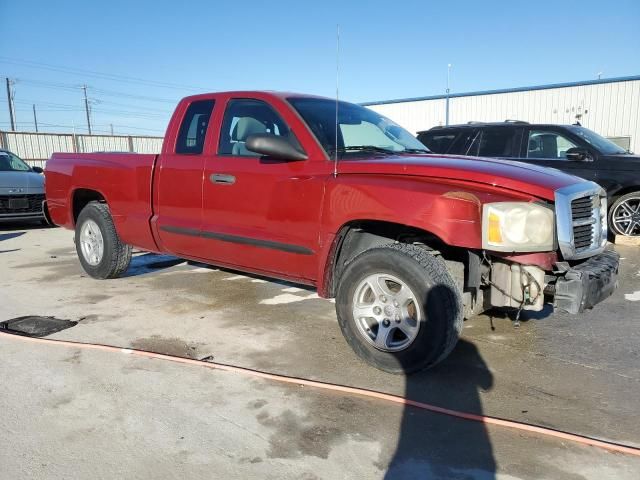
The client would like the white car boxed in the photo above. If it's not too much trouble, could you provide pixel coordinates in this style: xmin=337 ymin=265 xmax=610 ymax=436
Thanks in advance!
xmin=0 ymin=149 xmax=48 ymax=223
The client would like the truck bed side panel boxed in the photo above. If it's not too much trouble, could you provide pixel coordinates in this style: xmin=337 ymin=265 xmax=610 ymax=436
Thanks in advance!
xmin=45 ymin=152 xmax=159 ymax=252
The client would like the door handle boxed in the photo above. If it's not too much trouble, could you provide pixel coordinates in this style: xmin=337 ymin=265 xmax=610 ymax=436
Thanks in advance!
xmin=210 ymin=174 xmax=236 ymax=185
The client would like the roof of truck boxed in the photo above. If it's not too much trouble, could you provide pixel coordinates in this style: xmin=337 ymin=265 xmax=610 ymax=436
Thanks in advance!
xmin=180 ymin=91 xmax=333 ymax=102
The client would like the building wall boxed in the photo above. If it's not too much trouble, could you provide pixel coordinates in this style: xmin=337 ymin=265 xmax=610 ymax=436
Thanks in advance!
xmin=0 ymin=131 xmax=164 ymax=168
xmin=365 ymin=77 xmax=640 ymax=154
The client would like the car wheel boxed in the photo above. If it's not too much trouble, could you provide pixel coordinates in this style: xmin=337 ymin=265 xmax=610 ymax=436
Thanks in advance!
xmin=609 ymin=192 xmax=640 ymax=237
xmin=75 ymin=201 xmax=132 ymax=279
xmin=335 ymin=243 xmax=463 ymax=374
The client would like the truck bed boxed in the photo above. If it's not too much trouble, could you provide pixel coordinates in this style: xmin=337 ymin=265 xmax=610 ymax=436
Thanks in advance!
xmin=45 ymin=152 xmax=160 ymax=252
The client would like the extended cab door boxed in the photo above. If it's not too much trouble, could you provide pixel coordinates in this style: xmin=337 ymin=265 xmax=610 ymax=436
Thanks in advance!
xmin=520 ymin=127 xmax=599 ymax=182
xmin=153 ymin=98 xmax=215 ymax=256
xmin=199 ymin=96 xmax=327 ymax=281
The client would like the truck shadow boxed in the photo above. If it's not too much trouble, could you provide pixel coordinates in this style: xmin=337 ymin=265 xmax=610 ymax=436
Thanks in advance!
xmin=484 ymin=304 xmax=555 ymax=324
xmin=384 ymin=286 xmax=496 ymax=479
xmin=123 ymin=253 xmax=186 ymax=277
xmin=186 ymin=261 xmax=317 ymax=291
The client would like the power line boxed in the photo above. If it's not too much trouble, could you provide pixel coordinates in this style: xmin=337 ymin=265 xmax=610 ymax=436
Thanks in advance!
xmin=13 ymin=99 xmax=171 ymax=115
xmin=2 ymin=73 xmax=175 ymax=135
xmin=9 ymin=77 xmax=177 ymax=103
xmin=12 ymin=78 xmax=82 ymax=92
xmin=90 ymin=87 xmax=176 ymax=104
xmin=91 ymin=99 xmax=172 ymax=113
xmin=0 ymin=56 xmax=206 ymax=91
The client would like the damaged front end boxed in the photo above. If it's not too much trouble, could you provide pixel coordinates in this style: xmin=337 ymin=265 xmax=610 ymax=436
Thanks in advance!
xmin=480 ymin=182 xmax=619 ymax=315
xmin=485 ymin=250 xmax=619 ymax=315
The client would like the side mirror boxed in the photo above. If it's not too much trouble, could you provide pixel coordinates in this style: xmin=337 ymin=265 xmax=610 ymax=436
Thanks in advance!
xmin=565 ymin=147 xmax=590 ymax=161
xmin=31 ymin=166 xmax=44 ymax=174
xmin=245 ymin=134 xmax=308 ymax=161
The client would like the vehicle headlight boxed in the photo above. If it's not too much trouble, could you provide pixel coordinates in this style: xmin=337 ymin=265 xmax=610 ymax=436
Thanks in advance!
xmin=482 ymin=202 xmax=555 ymax=252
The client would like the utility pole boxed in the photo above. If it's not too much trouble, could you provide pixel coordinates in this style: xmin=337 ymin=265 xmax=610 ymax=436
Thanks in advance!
xmin=82 ymin=84 xmax=92 ymax=134
xmin=5 ymin=77 xmax=16 ymax=131
xmin=445 ymin=64 xmax=452 ymax=126
xmin=32 ymin=104 xmax=39 ymax=132
xmin=110 ymin=123 xmax=114 ymax=135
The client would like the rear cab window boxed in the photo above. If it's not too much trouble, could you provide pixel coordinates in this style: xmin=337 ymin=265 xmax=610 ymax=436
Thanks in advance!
xmin=175 ymin=99 xmax=215 ymax=154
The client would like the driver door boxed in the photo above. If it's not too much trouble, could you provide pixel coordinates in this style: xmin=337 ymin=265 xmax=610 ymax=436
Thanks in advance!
xmin=199 ymin=97 xmax=325 ymax=281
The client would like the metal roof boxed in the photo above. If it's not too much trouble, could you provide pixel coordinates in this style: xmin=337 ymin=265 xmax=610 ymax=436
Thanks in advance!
xmin=361 ymin=75 xmax=640 ymax=106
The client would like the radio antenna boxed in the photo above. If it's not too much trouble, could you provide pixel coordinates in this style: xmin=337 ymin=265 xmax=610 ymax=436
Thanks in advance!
xmin=334 ymin=24 xmax=340 ymax=178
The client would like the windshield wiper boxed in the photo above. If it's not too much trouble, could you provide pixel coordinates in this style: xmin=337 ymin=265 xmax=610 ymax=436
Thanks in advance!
xmin=402 ymin=148 xmax=431 ymax=154
xmin=331 ymin=145 xmax=397 ymax=155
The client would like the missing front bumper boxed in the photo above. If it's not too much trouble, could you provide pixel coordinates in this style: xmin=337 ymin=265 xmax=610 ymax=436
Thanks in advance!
xmin=553 ymin=250 xmax=620 ymax=314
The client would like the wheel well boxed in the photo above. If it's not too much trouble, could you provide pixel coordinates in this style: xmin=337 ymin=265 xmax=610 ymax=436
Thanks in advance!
xmin=326 ymin=220 xmax=486 ymax=318
xmin=611 ymin=186 xmax=640 ymax=203
xmin=328 ymin=220 xmax=451 ymax=297
xmin=72 ymin=189 xmax=106 ymax=223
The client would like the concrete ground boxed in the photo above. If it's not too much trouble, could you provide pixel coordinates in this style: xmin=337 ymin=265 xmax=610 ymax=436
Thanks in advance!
xmin=1 ymin=223 xmax=639 ymax=479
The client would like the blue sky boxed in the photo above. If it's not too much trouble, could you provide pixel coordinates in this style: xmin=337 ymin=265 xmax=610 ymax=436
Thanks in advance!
xmin=1 ymin=0 xmax=639 ymax=135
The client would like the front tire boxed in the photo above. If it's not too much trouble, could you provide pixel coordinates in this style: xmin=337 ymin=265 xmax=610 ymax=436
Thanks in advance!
xmin=75 ymin=201 xmax=132 ymax=279
xmin=335 ymin=244 xmax=463 ymax=374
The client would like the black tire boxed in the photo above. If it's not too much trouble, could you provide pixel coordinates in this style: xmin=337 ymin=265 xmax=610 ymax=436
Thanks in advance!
xmin=335 ymin=243 xmax=463 ymax=374
xmin=75 ymin=201 xmax=132 ymax=279
xmin=608 ymin=192 xmax=640 ymax=237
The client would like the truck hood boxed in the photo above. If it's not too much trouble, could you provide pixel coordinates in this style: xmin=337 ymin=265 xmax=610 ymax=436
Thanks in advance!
xmin=336 ymin=154 xmax=585 ymax=201
xmin=0 ymin=171 xmax=45 ymax=193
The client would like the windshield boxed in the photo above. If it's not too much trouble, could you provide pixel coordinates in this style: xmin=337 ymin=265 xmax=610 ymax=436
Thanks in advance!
xmin=0 ymin=151 xmax=32 ymax=172
xmin=288 ymin=97 xmax=429 ymax=157
xmin=567 ymin=126 xmax=629 ymax=155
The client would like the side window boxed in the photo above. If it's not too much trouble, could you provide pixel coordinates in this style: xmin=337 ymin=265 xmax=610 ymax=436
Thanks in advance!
xmin=418 ymin=131 xmax=459 ymax=153
xmin=218 ymin=99 xmax=292 ymax=156
xmin=175 ymin=100 xmax=215 ymax=154
xmin=527 ymin=130 xmax=578 ymax=160
xmin=473 ymin=128 xmax=517 ymax=157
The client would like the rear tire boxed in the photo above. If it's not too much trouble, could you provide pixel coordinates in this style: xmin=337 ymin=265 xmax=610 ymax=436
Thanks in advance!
xmin=75 ymin=201 xmax=131 ymax=279
xmin=335 ymin=243 xmax=463 ymax=374
xmin=609 ymin=192 xmax=640 ymax=237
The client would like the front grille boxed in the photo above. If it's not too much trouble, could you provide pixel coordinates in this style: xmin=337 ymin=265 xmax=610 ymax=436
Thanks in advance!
xmin=571 ymin=195 xmax=597 ymax=251
xmin=0 ymin=194 xmax=45 ymax=215
xmin=555 ymin=182 xmax=606 ymax=260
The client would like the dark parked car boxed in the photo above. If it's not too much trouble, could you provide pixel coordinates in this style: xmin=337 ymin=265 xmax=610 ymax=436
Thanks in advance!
xmin=417 ymin=122 xmax=640 ymax=237
xmin=0 ymin=149 xmax=47 ymax=223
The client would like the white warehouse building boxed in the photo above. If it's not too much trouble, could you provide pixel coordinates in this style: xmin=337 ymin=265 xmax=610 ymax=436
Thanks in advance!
xmin=363 ymin=75 xmax=640 ymax=153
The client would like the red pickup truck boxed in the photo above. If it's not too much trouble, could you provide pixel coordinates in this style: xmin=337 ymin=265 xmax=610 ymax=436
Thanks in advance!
xmin=45 ymin=91 xmax=619 ymax=373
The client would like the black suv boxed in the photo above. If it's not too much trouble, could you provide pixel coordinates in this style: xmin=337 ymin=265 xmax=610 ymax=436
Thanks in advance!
xmin=418 ymin=122 xmax=640 ymax=237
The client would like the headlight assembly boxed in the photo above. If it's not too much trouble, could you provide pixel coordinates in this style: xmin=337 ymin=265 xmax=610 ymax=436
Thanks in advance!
xmin=482 ymin=202 xmax=556 ymax=252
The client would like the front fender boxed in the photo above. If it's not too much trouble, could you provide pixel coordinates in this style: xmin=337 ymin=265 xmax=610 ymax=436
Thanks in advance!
xmin=315 ymin=174 xmax=539 ymax=297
